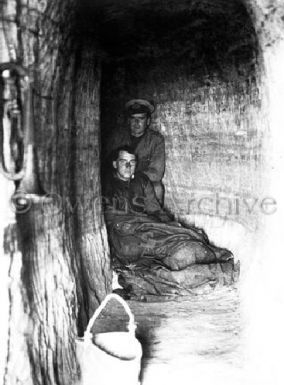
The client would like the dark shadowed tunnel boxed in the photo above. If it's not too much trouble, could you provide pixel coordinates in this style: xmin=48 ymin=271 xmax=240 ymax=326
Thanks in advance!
xmin=78 ymin=0 xmax=263 ymax=261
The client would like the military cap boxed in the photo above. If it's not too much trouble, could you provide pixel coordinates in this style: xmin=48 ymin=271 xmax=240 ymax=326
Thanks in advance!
xmin=125 ymin=99 xmax=155 ymax=115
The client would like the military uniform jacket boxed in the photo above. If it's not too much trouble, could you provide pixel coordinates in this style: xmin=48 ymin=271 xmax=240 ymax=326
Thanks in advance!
xmin=103 ymin=172 xmax=171 ymax=223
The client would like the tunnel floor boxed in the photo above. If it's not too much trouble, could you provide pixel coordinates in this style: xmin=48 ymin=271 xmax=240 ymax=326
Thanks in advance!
xmin=94 ymin=285 xmax=242 ymax=385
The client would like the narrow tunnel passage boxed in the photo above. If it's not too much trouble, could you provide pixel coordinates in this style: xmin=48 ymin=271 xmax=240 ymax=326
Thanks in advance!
xmin=75 ymin=1 xmax=261 ymax=384
xmin=78 ymin=0 xmax=262 ymax=261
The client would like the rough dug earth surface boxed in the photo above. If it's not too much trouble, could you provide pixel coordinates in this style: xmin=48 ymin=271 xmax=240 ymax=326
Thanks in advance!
xmin=93 ymin=285 xmax=242 ymax=385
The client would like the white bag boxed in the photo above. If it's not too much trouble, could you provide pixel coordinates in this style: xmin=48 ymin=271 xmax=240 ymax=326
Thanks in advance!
xmin=76 ymin=293 xmax=142 ymax=385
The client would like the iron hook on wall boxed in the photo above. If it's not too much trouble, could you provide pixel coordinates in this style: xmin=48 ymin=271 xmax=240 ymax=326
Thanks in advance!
xmin=0 ymin=62 xmax=48 ymax=212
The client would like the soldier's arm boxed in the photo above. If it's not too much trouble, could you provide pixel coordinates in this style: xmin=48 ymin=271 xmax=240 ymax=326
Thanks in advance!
xmin=144 ymin=176 xmax=171 ymax=222
xmin=143 ymin=135 xmax=165 ymax=182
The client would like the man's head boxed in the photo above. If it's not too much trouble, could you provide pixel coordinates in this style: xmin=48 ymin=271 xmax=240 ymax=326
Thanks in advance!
xmin=112 ymin=146 xmax=137 ymax=181
xmin=125 ymin=99 xmax=154 ymax=138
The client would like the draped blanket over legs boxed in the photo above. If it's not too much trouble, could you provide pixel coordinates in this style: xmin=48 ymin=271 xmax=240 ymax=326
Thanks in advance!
xmin=106 ymin=213 xmax=239 ymax=298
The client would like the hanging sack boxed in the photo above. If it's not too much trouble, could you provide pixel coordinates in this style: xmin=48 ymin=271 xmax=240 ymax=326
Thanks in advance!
xmin=76 ymin=293 xmax=142 ymax=385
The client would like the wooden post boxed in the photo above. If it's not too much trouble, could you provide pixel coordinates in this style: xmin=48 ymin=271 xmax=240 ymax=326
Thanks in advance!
xmin=73 ymin=42 xmax=112 ymax=333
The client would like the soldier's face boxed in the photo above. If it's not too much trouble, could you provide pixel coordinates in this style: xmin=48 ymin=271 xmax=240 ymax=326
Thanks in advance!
xmin=113 ymin=151 xmax=136 ymax=181
xmin=129 ymin=113 xmax=150 ymax=137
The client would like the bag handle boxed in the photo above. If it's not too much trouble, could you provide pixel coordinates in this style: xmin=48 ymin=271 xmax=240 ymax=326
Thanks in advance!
xmin=84 ymin=293 xmax=136 ymax=340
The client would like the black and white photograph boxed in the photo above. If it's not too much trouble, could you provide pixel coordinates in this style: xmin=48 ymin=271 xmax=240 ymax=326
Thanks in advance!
xmin=0 ymin=1 xmax=283 ymax=384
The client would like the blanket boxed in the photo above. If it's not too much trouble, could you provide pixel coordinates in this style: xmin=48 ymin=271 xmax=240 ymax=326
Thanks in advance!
xmin=106 ymin=212 xmax=233 ymax=270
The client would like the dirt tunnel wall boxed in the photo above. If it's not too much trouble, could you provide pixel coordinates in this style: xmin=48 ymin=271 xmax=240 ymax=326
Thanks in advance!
xmin=0 ymin=1 xmax=110 ymax=384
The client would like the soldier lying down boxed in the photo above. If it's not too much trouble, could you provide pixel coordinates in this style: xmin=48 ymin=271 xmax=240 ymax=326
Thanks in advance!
xmin=103 ymin=146 xmax=233 ymax=272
